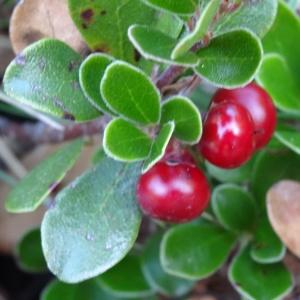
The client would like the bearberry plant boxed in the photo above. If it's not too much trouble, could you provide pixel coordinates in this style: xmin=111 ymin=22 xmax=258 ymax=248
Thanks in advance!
xmin=2 ymin=0 xmax=300 ymax=299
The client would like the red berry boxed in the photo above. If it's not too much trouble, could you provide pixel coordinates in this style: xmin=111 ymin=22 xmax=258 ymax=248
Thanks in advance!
xmin=212 ymin=83 xmax=276 ymax=149
xmin=136 ymin=162 xmax=210 ymax=223
xmin=163 ymin=139 xmax=195 ymax=164
xmin=199 ymin=101 xmax=255 ymax=169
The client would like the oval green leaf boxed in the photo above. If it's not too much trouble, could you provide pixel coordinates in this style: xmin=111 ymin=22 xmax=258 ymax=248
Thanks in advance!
xmin=214 ymin=0 xmax=278 ymax=38
xmin=128 ymin=25 xmax=199 ymax=67
xmin=275 ymin=124 xmax=300 ymax=155
xmin=68 ymin=0 xmax=156 ymax=64
xmin=161 ymin=219 xmax=236 ymax=280
xmin=142 ymin=121 xmax=175 ymax=173
xmin=98 ymin=254 xmax=154 ymax=298
xmin=41 ymin=158 xmax=142 ymax=283
xmin=250 ymin=215 xmax=286 ymax=264
xmin=3 ymin=39 xmax=100 ymax=122
xmin=5 ymin=139 xmax=84 ymax=213
xmin=142 ymin=233 xmax=194 ymax=297
xmin=142 ymin=0 xmax=199 ymax=15
xmin=212 ymin=184 xmax=256 ymax=232
xmin=229 ymin=246 xmax=293 ymax=300
xmin=103 ymin=118 xmax=152 ymax=162
xmin=171 ymin=0 xmax=221 ymax=59
xmin=101 ymin=61 xmax=161 ymax=125
xmin=256 ymin=54 xmax=300 ymax=114
xmin=252 ymin=149 xmax=300 ymax=211
xmin=41 ymin=280 xmax=118 ymax=300
xmin=195 ymin=29 xmax=263 ymax=88
xmin=16 ymin=228 xmax=47 ymax=273
xmin=161 ymin=96 xmax=202 ymax=144
xmin=79 ymin=53 xmax=114 ymax=114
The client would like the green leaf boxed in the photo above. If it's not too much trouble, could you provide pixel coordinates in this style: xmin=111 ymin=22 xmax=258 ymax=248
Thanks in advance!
xmin=161 ymin=219 xmax=236 ymax=280
xmin=229 ymin=246 xmax=293 ymax=300
xmin=103 ymin=118 xmax=152 ymax=162
xmin=79 ymin=53 xmax=114 ymax=115
xmin=195 ymin=29 xmax=263 ymax=88
xmin=101 ymin=61 xmax=161 ymax=125
xmin=41 ymin=158 xmax=142 ymax=283
xmin=128 ymin=25 xmax=199 ymax=66
xmin=142 ymin=0 xmax=199 ymax=15
xmin=68 ymin=0 xmax=156 ymax=64
xmin=250 ymin=215 xmax=286 ymax=264
xmin=275 ymin=124 xmax=300 ymax=155
xmin=41 ymin=280 xmax=118 ymax=300
xmin=142 ymin=233 xmax=194 ymax=297
xmin=171 ymin=0 xmax=221 ymax=59
xmin=256 ymin=54 xmax=300 ymax=114
xmin=205 ymin=155 xmax=256 ymax=183
xmin=3 ymin=39 xmax=100 ymax=122
xmin=5 ymin=139 xmax=84 ymax=213
xmin=252 ymin=149 xmax=300 ymax=210
xmin=16 ymin=228 xmax=47 ymax=273
xmin=212 ymin=184 xmax=256 ymax=232
xmin=263 ymin=1 xmax=300 ymax=83
xmin=161 ymin=96 xmax=202 ymax=144
xmin=143 ymin=122 xmax=175 ymax=173
xmin=98 ymin=254 xmax=154 ymax=298
xmin=214 ymin=0 xmax=278 ymax=38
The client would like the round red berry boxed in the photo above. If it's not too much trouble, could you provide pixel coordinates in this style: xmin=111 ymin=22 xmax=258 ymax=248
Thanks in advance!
xmin=199 ymin=101 xmax=255 ymax=169
xmin=212 ymin=83 xmax=276 ymax=149
xmin=136 ymin=162 xmax=210 ymax=223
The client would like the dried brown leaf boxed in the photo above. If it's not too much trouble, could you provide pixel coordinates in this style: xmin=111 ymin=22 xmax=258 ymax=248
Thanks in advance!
xmin=9 ymin=0 xmax=87 ymax=54
xmin=267 ymin=180 xmax=300 ymax=258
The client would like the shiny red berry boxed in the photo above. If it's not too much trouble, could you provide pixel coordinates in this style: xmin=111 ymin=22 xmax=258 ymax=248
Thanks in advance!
xmin=199 ymin=101 xmax=255 ymax=169
xmin=163 ymin=139 xmax=195 ymax=164
xmin=136 ymin=162 xmax=210 ymax=223
xmin=212 ymin=83 xmax=276 ymax=149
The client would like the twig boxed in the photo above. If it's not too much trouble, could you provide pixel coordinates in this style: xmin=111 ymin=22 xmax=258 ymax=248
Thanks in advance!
xmin=0 ymin=115 xmax=110 ymax=144
xmin=155 ymin=66 xmax=185 ymax=91
xmin=0 ymin=138 xmax=27 ymax=178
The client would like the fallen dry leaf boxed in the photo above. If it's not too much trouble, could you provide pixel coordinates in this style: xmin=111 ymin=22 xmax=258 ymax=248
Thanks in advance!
xmin=9 ymin=0 xmax=87 ymax=54
xmin=267 ymin=180 xmax=300 ymax=259
xmin=0 ymin=139 xmax=99 ymax=253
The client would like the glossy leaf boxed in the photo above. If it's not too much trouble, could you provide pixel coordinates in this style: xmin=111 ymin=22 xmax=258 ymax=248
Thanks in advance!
xmin=252 ymin=149 xmax=300 ymax=210
xmin=171 ymin=0 xmax=221 ymax=59
xmin=205 ymin=156 xmax=256 ymax=183
xmin=68 ymin=0 xmax=156 ymax=63
xmin=128 ymin=25 xmax=199 ymax=66
xmin=195 ymin=30 xmax=263 ymax=88
xmin=250 ymin=215 xmax=285 ymax=264
xmin=142 ymin=0 xmax=199 ymax=15
xmin=212 ymin=184 xmax=256 ymax=232
xmin=5 ymin=139 xmax=84 ymax=213
xmin=101 ymin=61 xmax=161 ymax=124
xmin=215 ymin=0 xmax=277 ymax=38
xmin=142 ymin=233 xmax=194 ymax=297
xmin=41 ymin=280 xmax=118 ymax=300
xmin=103 ymin=118 xmax=152 ymax=162
xmin=98 ymin=254 xmax=154 ymax=298
xmin=161 ymin=219 xmax=236 ymax=280
xmin=161 ymin=96 xmax=202 ymax=144
xmin=256 ymin=54 xmax=300 ymax=114
xmin=143 ymin=122 xmax=175 ymax=173
xmin=16 ymin=228 xmax=47 ymax=273
xmin=79 ymin=53 xmax=114 ymax=114
xmin=229 ymin=246 xmax=293 ymax=300
xmin=41 ymin=158 xmax=142 ymax=283
xmin=3 ymin=39 xmax=100 ymax=122
xmin=275 ymin=124 xmax=300 ymax=155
